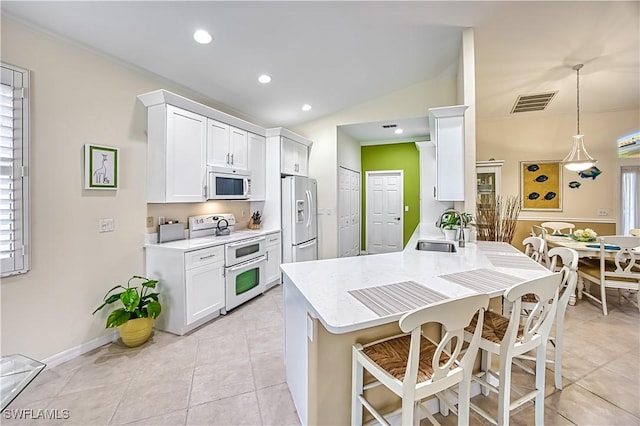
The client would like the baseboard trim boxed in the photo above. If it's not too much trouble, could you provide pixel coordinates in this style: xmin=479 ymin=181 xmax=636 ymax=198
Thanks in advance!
xmin=42 ymin=331 xmax=117 ymax=369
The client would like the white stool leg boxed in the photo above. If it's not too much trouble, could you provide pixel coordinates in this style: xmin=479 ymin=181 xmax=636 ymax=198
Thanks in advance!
xmin=554 ymin=322 xmax=564 ymax=389
xmin=497 ymin=353 xmax=512 ymax=426
xmin=351 ymin=348 xmax=363 ymax=426
xmin=457 ymin=371 xmax=472 ymax=426
xmin=535 ymin=344 xmax=547 ymax=424
xmin=601 ymin=281 xmax=608 ymax=315
xmin=480 ymin=349 xmax=491 ymax=396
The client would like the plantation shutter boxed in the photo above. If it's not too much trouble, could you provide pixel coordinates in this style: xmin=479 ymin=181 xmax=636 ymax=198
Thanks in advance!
xmin=1 ymin=63 xmax=29 ymax=277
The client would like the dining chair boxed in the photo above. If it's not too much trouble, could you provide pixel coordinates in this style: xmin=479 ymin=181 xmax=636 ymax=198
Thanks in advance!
xmin=351 ymin=293 xmax=490 ymax=426
xmin=541 ymin=221 xmax=575 ymax=236
xmin=578 ymin=236 xmax=640 ymax=315
xmin=523 ymin=236 xmax=545 ymax=264
xmin=515 ymin=247 xmax=579 ymax=389
xmin=530 ymin=226 xmax=551 ymax=266
xmin=463 ymin=273 xmax=562 ymax=426
xmin=630 ymin=228 xmax=640 ymax=237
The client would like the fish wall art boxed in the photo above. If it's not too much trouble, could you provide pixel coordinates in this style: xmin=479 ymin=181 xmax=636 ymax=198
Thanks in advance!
xmin=578 ymin=166 xmax=602 ymax=180
xmin=520 ymin=161 xmax=562 ymax=211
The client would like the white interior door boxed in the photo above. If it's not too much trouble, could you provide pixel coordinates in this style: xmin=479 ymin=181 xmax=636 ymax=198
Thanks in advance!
xmin=366 ymin=171 xmax=403 ymax=254
xmin=339 ymin=167 xmax=361 ymax=257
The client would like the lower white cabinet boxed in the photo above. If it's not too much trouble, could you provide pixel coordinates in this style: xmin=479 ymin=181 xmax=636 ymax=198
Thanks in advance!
xmin=265 ymin=231 xmax=281 ymax=287
xmin=146 ymin=245 xmax=225 ymax=335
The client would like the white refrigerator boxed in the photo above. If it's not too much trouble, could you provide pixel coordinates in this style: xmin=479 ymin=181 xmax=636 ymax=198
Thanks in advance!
xmin=282 ymin=176 xmax=318 ymax=263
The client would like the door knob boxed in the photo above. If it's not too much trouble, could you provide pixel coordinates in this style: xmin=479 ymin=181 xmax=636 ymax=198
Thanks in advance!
xmin=395 ymin=217 xmax=401 ymax=221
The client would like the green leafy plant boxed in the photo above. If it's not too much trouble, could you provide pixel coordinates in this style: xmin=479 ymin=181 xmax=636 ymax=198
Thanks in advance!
xmin=92 ymin=275 xmax=161 ymax=328
xmin=439 ymin=212 xmax=460 ymax=230
xmin=461 ymin=213 xmax=475 ymax=228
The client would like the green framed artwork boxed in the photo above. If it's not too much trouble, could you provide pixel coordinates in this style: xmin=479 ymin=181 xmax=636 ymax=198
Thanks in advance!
xmin=520 ymin=160 xmax=562 ymax=211
xmin=84 ymin=144 xmax=118 ymax=190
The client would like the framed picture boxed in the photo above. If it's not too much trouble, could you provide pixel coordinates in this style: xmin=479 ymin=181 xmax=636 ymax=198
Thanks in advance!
xmin=520 ymin=160 xmax=562 ymax=211
xmin=84 ymin=144 xmax=118 ymax=190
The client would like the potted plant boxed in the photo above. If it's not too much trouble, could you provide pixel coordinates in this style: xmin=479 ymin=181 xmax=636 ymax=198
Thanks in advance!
xmin=92 ymin=275 xmax=161 ymax=347
xmin=460 ymin=213 xmax=476 ymax=242
xmin=439 ymin=212 xmax=460 ymax=241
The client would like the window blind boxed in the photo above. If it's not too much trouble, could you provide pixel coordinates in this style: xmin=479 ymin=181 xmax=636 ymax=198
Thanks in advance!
xmin=0 ymin=63 xmax=29 ymax=277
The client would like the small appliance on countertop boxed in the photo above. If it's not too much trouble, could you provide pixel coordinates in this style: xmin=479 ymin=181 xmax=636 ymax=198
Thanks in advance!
xmin=188 ymin=213 xmax=236 ymax=239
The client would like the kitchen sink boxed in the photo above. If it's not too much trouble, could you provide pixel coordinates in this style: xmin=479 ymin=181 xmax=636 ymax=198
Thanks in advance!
xmin=415 ymin=241 xmax=457 ymax=253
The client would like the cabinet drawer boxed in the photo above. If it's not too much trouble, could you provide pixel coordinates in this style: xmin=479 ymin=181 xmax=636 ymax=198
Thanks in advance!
xmin=266 ymin=233 xmax=281 ymax=247
xmin=185 ymin=246 xmax=224 ymax=270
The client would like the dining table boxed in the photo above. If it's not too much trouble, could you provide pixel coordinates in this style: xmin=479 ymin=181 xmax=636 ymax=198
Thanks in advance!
xmin=545 ymin=234 xmax=635 ymax=306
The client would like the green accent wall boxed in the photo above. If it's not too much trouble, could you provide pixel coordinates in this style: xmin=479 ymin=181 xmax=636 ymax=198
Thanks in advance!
xmin=361 ymin=142 xmax=420 ymax=249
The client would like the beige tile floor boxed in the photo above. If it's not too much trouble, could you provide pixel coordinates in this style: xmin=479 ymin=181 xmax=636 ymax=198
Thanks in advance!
xmin=4 ymin=285 xmax=639 ymax=425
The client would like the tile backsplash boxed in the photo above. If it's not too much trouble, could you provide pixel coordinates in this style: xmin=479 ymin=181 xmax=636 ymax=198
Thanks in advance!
xmin=147 ymin=201 xmax=259 ymax=233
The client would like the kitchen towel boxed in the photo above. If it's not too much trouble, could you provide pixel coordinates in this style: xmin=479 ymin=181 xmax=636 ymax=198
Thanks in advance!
xmin=439 ymin=268 xmax=524 ymax=293
xmin=349 ymin=281 xmax=448 ymax=317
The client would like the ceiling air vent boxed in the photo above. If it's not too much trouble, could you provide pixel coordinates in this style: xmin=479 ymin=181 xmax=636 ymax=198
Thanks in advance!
xmin=511 ymin=92 xmax=557 ymax=113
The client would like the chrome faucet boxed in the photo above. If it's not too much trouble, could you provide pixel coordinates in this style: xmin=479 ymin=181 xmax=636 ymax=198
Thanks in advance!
xmin=436 ymin=208 xmax=465 ymax=248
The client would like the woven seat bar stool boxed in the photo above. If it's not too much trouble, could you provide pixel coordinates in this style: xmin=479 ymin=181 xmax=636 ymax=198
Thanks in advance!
xmin=531 ymin=225 xmax=552 ymax=267
xmin=523 ymin=236 xmax=545 ymax=265
xmin=351 ymin=293 xmax=490 ymax=426
xmin=463 ymin=273 xmax=562 ymax=426
xmin=515 ymin=247 xmax=579 ymax=389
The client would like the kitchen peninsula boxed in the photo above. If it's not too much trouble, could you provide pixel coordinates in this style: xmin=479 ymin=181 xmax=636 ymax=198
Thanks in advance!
xmin=281 ymin=224 xmax=552 ymax=425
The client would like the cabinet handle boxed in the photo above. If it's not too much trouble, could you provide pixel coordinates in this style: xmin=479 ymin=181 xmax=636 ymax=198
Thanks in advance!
xmin=226 ymin=153 xmax=230 ymax=164
xmin=433 ymin=186 xmax=436 ymax=197
xmin=199 ymin=254 xmax=217 ymax=260
xmin=231 ymin=153 xmax=234 ymax=165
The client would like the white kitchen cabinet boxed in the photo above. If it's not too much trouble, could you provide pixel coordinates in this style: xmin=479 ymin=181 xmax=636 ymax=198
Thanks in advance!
xmin=281 ymin=137 xmax=308 ymax=176
xmin=265 ymin=231 xmax=281 ymax=287
xmin=207 ymin=120 xmax=248 ymax=171
xmin=146 ymin=104 xmax=207 ymax=203
xmin=146 ymin=245 xmax=225 ymax=335
xmin=476 ymin=160 xmax=504 ymax=207
xmin=428 ymin=105 xmax=468 ymax=201
xmin=248 ymin=132 xmax=266 ymax=200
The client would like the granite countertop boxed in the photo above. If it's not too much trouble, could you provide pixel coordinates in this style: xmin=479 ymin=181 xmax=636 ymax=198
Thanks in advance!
xmin=145 ymin=228 xmax=280 ymax=252
xmin=280 ymin=223 xmax=551 ymax=334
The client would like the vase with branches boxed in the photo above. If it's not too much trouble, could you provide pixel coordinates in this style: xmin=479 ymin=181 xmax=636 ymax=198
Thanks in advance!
xmin=476 ymin=195 xmax=521 ymax=243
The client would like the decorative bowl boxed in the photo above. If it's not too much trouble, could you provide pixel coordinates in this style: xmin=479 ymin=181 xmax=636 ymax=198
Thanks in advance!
xmin=569 ymin=235 xmax=596 ymax=243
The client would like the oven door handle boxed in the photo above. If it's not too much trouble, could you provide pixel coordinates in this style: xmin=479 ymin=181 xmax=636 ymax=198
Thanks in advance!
xmin=227 ymin=255 xmax=267 ymax=272
xmin=226 ymin=236 xmax=266 ymax=248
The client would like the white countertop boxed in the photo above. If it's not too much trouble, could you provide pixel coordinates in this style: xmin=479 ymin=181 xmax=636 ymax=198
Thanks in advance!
xmin=144 ymin=228 xmax=280 ymax=252
xmin=280 ymin=223 xmax=552 ymax=334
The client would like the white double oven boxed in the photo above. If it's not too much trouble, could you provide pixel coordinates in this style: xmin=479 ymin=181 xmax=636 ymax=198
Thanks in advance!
xmin=224 ymin=236 xmax=266 ymax=311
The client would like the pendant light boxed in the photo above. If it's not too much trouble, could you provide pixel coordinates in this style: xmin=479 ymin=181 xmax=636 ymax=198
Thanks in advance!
xmin=562 ymin=64 xmax=597 ymax=171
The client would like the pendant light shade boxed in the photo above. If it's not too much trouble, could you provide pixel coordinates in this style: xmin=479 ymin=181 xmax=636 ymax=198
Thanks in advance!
xmin=562 ymin=64 xmax=597 ymax=171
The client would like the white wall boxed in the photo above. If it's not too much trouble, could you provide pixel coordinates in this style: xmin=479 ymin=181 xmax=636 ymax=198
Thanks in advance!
xmin=0 ymin=18 xmax=262 ymax=360
xmin=477 ymin=109 xmax=639 ymax=222
xmin=294 ymin=74 xmax=458 ymax=259
xmin=336 ymin=126 xmax=361 ymax=172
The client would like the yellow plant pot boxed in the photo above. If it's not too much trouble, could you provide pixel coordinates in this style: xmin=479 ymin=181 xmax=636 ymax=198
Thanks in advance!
xmin=117 ymin=317 xmax=153 ymax=347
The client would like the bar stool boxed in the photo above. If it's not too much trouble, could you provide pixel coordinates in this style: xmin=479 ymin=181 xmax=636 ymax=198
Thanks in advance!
xmin=515 ymin=247 xmax=579 ymax=389
xmin=541 ymin=221 xmax=575 ymax=236
xmin=530 ymin=225 xmax=551 ymax=267
xmin=463 ymin=273 xmax=562 ymax=426
xmin=523 ymin=236 xmax=545 ymax=264
xmin=351 ymin=294 xmax=490 ymax=426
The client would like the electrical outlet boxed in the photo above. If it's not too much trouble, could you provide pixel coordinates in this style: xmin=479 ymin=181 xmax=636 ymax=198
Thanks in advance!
xmin=405 ymin=206 xmax=409 ymax=212
xmin=597 ymin=209 xmax=609 ymax=216
xmin=146 ymin=216 xmax=154 ymax=227
xmin=98 ymin=218 xmax=114 ymax=233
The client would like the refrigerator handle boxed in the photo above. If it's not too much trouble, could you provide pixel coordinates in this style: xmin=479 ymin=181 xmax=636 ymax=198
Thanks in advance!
xmin=298 ymin=239 xmax=316 ymax=249
xmin=306 ymin=190 xmax=312 ymax=228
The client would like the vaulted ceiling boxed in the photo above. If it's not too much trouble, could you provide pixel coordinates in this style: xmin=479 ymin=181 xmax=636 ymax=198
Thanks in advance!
xmin=2 ymin=1 xmax=638 ymax=138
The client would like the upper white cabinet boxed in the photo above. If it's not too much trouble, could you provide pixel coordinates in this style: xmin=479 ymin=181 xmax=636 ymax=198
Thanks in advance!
xmin=476 ymin=160 xmax=504 ymax=206
xmin=428 ymin=105 xmax=468 ymax=201
xmin=281 ymin=137 xmax=308 ymax=176
xmin=206 ymin=120 xmax=248 ymax=171
xmin=248 ymin=132 xmax=266 ymax=200
xmin=146 ymin=104 xmax=207 ymax=203
xmin=138 ymin=89 xmax=267 ymax=203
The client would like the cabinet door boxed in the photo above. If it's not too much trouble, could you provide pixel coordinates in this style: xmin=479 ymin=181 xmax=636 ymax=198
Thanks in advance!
xmin=281 ymin=137 xmax=297 ymax=175
xmin=166 ymin=105 xmax=207 ymax=202
xmin=206 ymin=118 xmax=230 ymax=169
xmin=294 ymin=141 xmax=309 ymax=176
xmin=185 ymin=261 xmax=225 ymax=324
xmin=229 ymin=127 xmax=248 ymax=170
xmin=248 ymin=133 xmax=265 ymax=200
xmin=265 ymin=234 xmax=281 ymax=285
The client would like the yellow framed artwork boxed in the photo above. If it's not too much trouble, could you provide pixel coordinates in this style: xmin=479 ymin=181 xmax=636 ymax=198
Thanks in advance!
xmin=520 ymin=161 xmax=562 ymax=211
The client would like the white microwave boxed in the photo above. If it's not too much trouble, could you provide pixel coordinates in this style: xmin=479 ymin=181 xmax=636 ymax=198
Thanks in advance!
xmin=207 ymin=169 xmax=251 ymax=200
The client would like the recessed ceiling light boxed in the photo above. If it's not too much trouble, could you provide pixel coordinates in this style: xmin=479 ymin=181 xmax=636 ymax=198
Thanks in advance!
xmin=258 ymin=74 xmax=272 ymax=84
xmin=193 ymin=30 xmax=213 ymax=44
xmin=394 ymin=128 xmax=403 ymax=134
xmin=301 ymin=104 xmax=312 ymax=112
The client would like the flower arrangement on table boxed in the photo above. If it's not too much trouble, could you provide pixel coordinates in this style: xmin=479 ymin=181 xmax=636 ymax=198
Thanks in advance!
xmin=570 ymin=228 xmax=598 ymax=242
